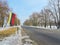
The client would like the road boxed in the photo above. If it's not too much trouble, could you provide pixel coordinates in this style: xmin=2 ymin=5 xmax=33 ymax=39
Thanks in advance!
xmin=22 ymin=26 xmax=60 ymax=45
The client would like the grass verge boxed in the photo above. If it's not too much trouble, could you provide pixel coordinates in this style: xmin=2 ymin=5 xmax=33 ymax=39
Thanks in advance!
xmin=0 ymin=27 xmax=17 ymax=39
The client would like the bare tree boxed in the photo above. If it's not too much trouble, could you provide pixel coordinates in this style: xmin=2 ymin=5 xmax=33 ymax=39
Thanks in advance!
xmin=29 ymin=12 xmax=39 ymax=26
xmin=40 ymin=8 xmax=51 ymax=27
xmin=0 ymin=0 xmax=10 ymax=27
xmin=48 ymin=0 xmax=60 ymax=28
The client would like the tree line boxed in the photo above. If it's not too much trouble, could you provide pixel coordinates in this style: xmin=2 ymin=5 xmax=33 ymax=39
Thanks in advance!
xmin=23 ymin=0 xmax=60 ymax=28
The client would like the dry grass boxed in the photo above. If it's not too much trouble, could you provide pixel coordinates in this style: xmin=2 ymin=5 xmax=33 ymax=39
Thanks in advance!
xmin=0 ymin=27 xmax=17 ymax=39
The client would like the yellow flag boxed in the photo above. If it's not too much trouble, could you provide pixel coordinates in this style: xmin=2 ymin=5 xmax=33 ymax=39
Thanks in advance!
xmin=7 ymin=12 xmax=12 ymax=25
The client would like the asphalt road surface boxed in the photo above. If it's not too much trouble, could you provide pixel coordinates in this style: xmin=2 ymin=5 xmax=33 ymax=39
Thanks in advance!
xmin=22 ymin=26 xmax=60 ymax=45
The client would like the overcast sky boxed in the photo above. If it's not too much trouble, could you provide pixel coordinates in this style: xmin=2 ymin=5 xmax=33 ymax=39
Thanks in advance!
xmin=7 ymin=0 xmax=48 ymax=24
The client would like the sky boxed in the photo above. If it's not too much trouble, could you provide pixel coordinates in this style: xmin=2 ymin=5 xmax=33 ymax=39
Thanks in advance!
xmin=7 ymin=0 xmax=48 ymax=24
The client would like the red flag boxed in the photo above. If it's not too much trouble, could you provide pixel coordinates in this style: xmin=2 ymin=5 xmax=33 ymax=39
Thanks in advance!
xmin=10 ymin=13 xmax=16 ymax=26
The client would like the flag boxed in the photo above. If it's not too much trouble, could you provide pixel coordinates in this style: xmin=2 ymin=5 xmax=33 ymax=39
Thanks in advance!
xmin=10 ymin=13 xmax=16 ymax=26
xmin=7 ymin=12 xmax=12 ymax=26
